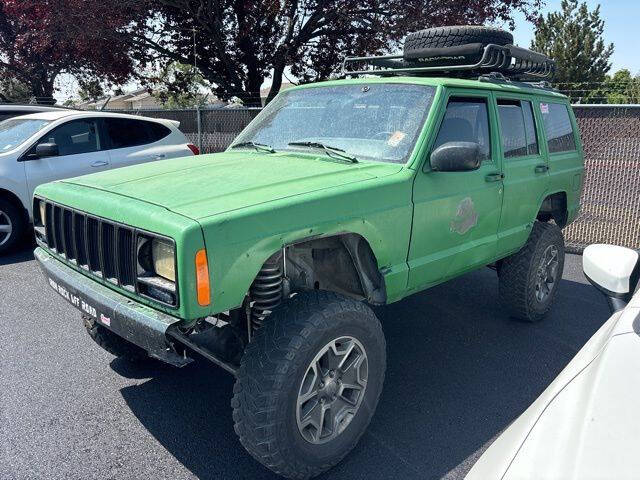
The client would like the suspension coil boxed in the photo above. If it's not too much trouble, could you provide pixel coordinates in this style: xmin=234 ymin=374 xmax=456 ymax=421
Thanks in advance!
xmin=249 ymin=262 xmax=283 ymax=332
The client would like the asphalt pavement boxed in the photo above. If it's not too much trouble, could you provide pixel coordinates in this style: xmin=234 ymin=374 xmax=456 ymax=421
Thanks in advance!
xmin=0 ymin=243 xmax=610 ymax=480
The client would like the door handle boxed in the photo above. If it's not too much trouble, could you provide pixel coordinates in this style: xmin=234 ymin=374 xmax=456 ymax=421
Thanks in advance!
xmin=535 ymin=164 xmax=549 ymax=173
xmin=153 ymin=154 xmax=166 ymax=160
xmin=91 ymin=160 xmax=109 ymax=167
xmin=485 ymin=172 xmax=504 ymax=183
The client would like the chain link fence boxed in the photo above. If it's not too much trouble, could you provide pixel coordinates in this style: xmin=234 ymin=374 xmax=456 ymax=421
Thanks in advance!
xmin=121 ymin=105 xmax=640 ymax=253
xmin=566 ymin=106 xmax=640 ymax=252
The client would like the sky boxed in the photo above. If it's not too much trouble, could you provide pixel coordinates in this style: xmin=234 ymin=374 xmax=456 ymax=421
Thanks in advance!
xmin=54 ymin=0 xmax=639 ymax=103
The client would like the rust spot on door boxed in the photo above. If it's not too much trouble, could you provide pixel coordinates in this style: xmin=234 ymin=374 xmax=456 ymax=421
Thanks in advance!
xmin=450 ymin=197 xmax=478 ymax=235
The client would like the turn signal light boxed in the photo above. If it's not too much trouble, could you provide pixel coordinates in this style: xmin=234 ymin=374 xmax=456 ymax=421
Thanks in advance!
xmin=195 ymin=249 xmax=210 ymax=306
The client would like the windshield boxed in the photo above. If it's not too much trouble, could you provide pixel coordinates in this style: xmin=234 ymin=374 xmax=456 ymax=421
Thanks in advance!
xmin=0 ymin=119 xmax=51 ymax=152
xmin=232 ymin=83 xmax=436 ymax=164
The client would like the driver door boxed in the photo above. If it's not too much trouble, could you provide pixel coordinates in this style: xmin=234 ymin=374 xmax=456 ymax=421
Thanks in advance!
xmin=24 ymin=119 xmax=110 ymax=202
xmin=407 ymin=90 xmax=504 ymax=290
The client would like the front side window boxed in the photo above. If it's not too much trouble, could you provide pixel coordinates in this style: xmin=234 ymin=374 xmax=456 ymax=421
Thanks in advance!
xmin=541 ymin=102 xmax=576 ymax=153
xmin=432 ymin=97 xmax=491 ymax=162
xmin=40 ymin=119 xmax=100 ymax=156
xmin=232 ymin=84 xmax=437 ymax=164
xmin=0 ymin=118 xmax=51 ymax=152
xmin=497 ymin=99 xmax=539 ymax=158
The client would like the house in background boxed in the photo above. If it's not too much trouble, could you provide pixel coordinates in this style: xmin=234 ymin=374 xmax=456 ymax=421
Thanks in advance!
xmin=76 ymin=88 xmax=162 ymax=110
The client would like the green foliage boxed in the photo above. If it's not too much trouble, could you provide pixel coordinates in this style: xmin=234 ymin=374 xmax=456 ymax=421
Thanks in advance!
xmin=588 ymin=70 xmax=640 ymax=104
xmin=0 ymin=75 xmax=31 ymax=102
xmin=150 ymin=62 xmax=211 ymax=108
xmin=78 ymin=79 xmax=105 ymax=103
xmin=532 ymin=0 xmax=613 ymax=102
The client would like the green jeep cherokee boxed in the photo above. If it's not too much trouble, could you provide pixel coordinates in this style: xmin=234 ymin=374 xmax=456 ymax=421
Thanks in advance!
xmin=33 ymin=26 xmax=583 ymax=480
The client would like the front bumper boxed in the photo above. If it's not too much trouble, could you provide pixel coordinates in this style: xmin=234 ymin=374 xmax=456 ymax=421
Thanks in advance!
xmin=35 ymin=247 xmax=190 ymax=366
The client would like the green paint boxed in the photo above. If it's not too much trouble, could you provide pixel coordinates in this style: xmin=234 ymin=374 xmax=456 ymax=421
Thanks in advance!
xmin=34 ymin=76 xmax=583 ymax=323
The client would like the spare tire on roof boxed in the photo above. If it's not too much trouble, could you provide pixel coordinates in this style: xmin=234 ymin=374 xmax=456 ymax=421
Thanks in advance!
xmin=403 ymin=26 xmax=513 ymax=67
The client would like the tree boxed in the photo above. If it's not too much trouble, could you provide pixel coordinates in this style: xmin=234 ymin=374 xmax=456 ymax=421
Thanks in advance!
xmin=78 ymin=79 xmax=106 ymax=104
xmin=0 ymin=0 xmax=144 ymax=103
xmin=0 ymin=74 xmax=30 ymax=102
xmin=133 ymin=0 xmax=543 ymax=106
xmin=150 ymin=62 xmax=211 ymax=108
xmin=531 ymin=0 xmax=613 ymax=102
xmin=590 ymin=69 xmax=640 ymax=104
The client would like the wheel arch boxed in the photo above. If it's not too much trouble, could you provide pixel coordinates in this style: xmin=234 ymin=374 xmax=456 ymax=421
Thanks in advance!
xmin=0 ymin=187 xmax=29 ymax=224
xmin=536 ymin=190 xmax=568 ymax=228
xmin=252 ymin=231 xmax=387 ymax=306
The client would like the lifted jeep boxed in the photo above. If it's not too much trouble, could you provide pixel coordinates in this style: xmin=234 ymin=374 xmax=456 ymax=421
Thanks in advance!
xmin=33 ymin=26 xmax=583 ymax=479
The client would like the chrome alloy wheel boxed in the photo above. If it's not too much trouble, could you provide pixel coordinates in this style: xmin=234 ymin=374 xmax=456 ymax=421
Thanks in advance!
xmin=535 ymin=245 xmax=559 ymax=302
xmin=296 ymin=336 xmax=368 ymax=444
xmin=0 ymin=209 xmax=13 ymax=247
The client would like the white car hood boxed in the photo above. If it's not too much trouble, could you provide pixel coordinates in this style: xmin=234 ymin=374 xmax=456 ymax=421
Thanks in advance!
xmin=467 ymin=294 xmax=640 ymax=480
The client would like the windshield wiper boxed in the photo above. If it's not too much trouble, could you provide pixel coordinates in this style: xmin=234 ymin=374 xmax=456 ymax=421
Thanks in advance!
xmin=230 ymin=141 xmax=276 ymax=153
xmin=288 ymin=141 xmax=358 ymax=163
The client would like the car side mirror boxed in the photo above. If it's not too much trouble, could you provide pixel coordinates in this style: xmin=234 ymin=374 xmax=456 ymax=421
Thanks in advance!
xmin=583 ymin=244 xmax=640 ymax=313
xmin=429 ymin=141 xmax=481 ymax=172
xmin=35 ymin=142 xmax=59 ymax=158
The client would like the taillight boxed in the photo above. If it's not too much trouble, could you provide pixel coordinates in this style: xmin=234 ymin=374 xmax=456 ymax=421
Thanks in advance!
xmin=187 ymin=144 xmax=200 ymax=155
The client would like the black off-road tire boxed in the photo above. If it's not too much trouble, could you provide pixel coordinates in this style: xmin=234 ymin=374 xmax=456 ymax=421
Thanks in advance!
xmin=0 ymin=197 xmax=26 ymax=254
xmin=232 ymin=291 xmax=386 ymax=479
xmin=83 ymin=314 xmax=149 ymax=362
xmin=498 ymin=221 xmax=565 ymax=322
xmin=404 ymin=25 xmax=513 ymax=59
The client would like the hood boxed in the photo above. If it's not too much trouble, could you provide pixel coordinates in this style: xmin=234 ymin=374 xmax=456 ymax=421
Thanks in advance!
xmin=62 ymin=151 xmax=403 ymax=220
xmin=466 ymin=301 xmax=640 ymax=480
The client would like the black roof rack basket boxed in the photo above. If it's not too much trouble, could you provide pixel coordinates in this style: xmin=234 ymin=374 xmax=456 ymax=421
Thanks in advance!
xmin=342 ymin=44 xmax=555 ymax=81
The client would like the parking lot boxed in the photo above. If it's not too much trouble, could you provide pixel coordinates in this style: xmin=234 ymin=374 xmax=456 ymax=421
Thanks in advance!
xmin=1 ymin=244 xmax=610 ymax=480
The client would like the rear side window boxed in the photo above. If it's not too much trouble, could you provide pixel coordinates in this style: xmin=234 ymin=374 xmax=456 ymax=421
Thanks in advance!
xmin=497 ymin=99 xmax=539 ymax=158
xmin=42 ymin=119 xmax=100 ymax=156
xmin=147 ymin=122 xmax=172 ymax=142
xmin=541 ymin=103 xmax=576 ymax=153
xmin=433 ymin=97 xmax=491 ymax=162
xmin=104 ymin=118 xmax=151 ymax=149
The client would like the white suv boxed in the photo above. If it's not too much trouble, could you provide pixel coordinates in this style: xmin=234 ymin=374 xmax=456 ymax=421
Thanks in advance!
xmin=0 ymin=110 xmax=198 ymax=253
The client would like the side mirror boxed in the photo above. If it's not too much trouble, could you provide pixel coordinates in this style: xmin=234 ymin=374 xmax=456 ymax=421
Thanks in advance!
xmin=35 ymin=142 xmax=59 ymax=158
xmin=429 ymin=141 xmax=481 ymax=172
xmin=583 ymin=244 xmax=640 ymax=313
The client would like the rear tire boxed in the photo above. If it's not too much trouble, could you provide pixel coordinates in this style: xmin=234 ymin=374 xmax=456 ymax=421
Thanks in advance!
xmin=498 ymin=221 xmax=565 ymax=322
xmin=83 ymin=314 xmax=149 ymax=362
xmin=0 ymin=198 xmax=26 ymax=254
xmin=232 ymin=291 xmax=386 ymax=479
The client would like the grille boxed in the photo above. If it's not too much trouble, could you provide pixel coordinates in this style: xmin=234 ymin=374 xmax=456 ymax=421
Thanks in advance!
xmin=41 ymin=202 xmax=136 ymax=291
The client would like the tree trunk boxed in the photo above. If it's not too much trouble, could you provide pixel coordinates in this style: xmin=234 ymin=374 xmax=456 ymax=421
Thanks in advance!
xmin=265 ymin=60 xmax=287 ymax=106
xmin=30 ymin=72 xmax=56 ymax=104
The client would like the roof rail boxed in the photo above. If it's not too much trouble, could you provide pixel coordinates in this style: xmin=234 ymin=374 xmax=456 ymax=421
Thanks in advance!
xmin=342 ymin=44 xmax=555 ymax=81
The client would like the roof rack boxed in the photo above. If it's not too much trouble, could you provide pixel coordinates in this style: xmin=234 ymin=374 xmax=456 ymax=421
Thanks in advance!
xmin=342 ymin=44 xmax=555 ymax=81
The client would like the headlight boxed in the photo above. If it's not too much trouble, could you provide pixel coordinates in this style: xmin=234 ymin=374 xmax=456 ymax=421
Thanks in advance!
xmin=39 ymin=200 xmax=46 ymax=227
xmin=152 ymin=239 xmax=175 ymax=282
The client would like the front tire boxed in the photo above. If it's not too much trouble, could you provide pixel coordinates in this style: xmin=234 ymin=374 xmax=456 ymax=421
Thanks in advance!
xmin=232 ymin=291 xmax=386 ymax=479
xmin=498 ymin=221 xmax=565 ymax=322
xmin=0 ymin=198 xmax=26 ymax=254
